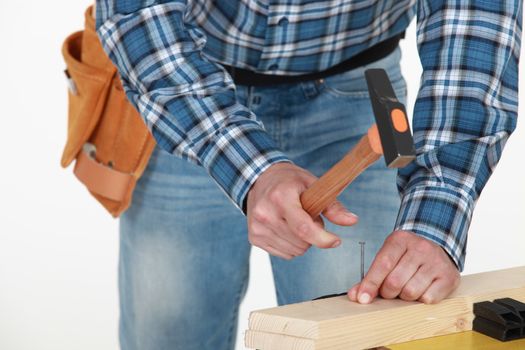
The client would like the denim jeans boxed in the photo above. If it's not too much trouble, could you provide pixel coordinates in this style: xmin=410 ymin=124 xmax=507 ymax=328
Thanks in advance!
xmin=119 ymin=47 xmax=406 ymax=350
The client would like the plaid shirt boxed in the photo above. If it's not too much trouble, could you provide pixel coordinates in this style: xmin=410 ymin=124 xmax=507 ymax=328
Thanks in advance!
xmin=96 ymin=0 xmax=521 ymax=270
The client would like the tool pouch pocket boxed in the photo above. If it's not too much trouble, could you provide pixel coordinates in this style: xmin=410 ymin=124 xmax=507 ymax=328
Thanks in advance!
xmin=60 ymin=6 xmax=155 ymax=217
xmin=61 ymin=30 xmax=113 ymax=168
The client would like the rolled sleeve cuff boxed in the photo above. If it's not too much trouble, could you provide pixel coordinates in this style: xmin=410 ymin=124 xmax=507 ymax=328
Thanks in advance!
xmin=203 ymin=121 xmax=292 ymax=213
xmin=394 ymin=184 xmax=475 ymax=271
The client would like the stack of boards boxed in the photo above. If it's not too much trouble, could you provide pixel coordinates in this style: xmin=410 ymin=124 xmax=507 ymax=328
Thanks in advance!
xmin=245 ymin=266 xmax=525 ymax=350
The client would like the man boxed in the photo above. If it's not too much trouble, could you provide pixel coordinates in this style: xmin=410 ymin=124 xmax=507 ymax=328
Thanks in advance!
xmin=95 ymin=1 xmax=521 ymax=349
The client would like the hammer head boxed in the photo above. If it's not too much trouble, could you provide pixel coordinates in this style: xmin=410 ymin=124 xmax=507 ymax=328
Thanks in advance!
xmin=365 ymin=69 xmax=416 ymax=168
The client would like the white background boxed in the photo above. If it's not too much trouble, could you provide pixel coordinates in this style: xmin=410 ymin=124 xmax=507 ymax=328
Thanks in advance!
xmin=0 ymin=1 xmax=524 ymax=349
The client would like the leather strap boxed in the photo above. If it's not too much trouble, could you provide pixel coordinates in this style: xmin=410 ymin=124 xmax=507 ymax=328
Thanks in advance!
xmin=74 ymin=150 xmax=133 ymax=201
xmin=224 ymin=32 xmax=404 ymax=86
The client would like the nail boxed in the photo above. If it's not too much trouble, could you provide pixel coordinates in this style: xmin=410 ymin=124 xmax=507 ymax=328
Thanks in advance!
xmin=345 ymin=212 xmax=359 ymax=219
xmin=331 ymin=240 xmax=341 ymax=248
xmin=358 ymin=293 xmax=371 ymax=304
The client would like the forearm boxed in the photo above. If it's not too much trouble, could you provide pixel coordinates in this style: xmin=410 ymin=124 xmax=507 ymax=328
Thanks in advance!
xmin=95 ymin=0 xmax=291 ymax=210
xmin=396 ymin=0 xmax=522 ymax=270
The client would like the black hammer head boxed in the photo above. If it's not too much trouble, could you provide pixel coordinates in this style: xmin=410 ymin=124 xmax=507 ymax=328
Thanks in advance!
xmin=365 ymin=69 xmax=416 ymax=168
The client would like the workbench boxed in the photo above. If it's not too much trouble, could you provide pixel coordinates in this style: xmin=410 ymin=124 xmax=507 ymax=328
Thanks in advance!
xmin=245 ymin=266 xmax=525 ymax=350
xmin=387 ymin=331 xmax=525 ymax=349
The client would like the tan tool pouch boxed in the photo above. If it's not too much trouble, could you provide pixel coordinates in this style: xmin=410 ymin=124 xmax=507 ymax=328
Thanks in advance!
xmin=60 ymin=6 xmax=155 ymax=217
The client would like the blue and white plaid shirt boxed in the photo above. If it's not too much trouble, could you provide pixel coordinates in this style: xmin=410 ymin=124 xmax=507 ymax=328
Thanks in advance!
xmin=96 ymin=0 xmax=521 ymax=270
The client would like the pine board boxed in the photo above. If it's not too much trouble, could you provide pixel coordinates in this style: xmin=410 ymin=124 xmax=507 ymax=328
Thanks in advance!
xmin=245 ymin=266 xmax=525 ymax=350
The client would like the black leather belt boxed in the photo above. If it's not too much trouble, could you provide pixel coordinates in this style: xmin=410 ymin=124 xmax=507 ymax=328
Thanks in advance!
xmin=224 ymin=32 xmax=405 ymax=86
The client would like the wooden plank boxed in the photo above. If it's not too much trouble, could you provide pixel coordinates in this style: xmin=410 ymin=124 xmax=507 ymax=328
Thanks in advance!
xmin=245 ymin=331 xmax=315 ymax=350
xmin=245 ymin=266 xmax=525 ymax=350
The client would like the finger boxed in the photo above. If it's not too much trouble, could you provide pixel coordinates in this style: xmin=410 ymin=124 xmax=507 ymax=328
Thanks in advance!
xmin=322 ymin=200 xmax=359 ymax=227
xmin=313 ymin=215 xmax=325 ymax=229
xmin=347 ymin=283 xmax=359 ymax=302
xmin=419 ymin=277 xmax=457 ymax=304
xmin=262 ymin=243 xmax=294 ymax=260
xmin=249 ymin=201 xmax=307 ymax=251
xmin=267 ymin=230 xmax=309 ymax=257
xmin=399 ymin=266 xmax=435 ymax=301
xmin=357 ymin=239 xmax=407 ymax=304
xmin=284 ymin=204 xmax=341 ymax=249
xmin=274 ymin=218 xmax=312 ymax=251
xmin=379 ymin=251 xmax=422 ymax=299
xmin=252 ymin=221 xmax=306 ymax=257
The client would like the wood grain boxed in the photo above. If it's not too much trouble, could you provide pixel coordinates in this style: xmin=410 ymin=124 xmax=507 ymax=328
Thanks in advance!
xmin=300 ymin=133 xmax=381 ymax=217
xmin=245 ymin=266 xmax=525 ymax=350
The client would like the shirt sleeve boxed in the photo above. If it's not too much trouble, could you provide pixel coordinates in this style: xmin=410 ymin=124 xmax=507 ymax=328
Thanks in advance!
xmin=95 ymin=0 xmax=291 ymax=211
xmin=395 ymin=0 xmax=522 ymax=270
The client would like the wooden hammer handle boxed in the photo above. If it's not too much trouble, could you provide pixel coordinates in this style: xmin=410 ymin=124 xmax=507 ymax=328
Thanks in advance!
xmin=300 ymin=130 xmax=382 ymax=218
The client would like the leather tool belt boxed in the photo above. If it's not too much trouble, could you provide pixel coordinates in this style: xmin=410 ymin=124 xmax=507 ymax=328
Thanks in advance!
xmin=60 ymin=6 xmax=156 ymax=217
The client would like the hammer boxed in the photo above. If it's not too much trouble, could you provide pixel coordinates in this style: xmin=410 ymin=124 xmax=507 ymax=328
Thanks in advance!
xmin=300 ymin=69 xmax=416 ymax=218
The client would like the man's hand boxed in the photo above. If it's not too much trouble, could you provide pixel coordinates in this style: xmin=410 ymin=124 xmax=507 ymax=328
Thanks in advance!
xmin=348 ymin=230 xmax=460 ymax=304
xmin=246 ymin=163 xmax=359 ymax=260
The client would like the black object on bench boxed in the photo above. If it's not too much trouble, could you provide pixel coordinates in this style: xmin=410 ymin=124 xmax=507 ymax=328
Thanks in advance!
xmin=473 ymin=298 xmax=525 ymax=341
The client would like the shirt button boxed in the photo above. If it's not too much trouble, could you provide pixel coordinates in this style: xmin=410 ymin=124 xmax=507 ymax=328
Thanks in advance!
xmin=278 ymin=17 xmax=289 ymax=26
xmin=268 ymin=64 xmax=279 ymax=71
